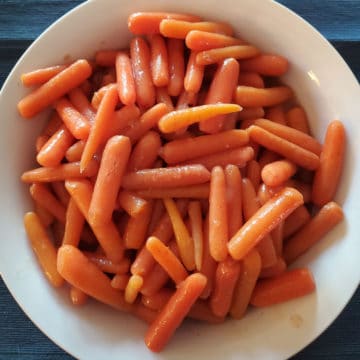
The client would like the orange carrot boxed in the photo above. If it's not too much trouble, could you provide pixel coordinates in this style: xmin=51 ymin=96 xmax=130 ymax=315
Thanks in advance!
xmin=141 ymin=263 xmax=170 ymax=297
xmin=65 ymin=140 xmax=86 ymax=162
xmin=188 ymin=300 xmax=225 ymax=323
xmin=115 ymin=52 xmax=136 ymax=105
xmin=62 ymin=197 xmax=85 ymax=247
xmin=259 ymin=257 xmax=286 ymax=279
xmin=18 ymin=59 xmax=92 ymax=118
xmin=246 ymin=160 xmax=261 ymax=191
xmin=35 ymin=135 xmax=49 ymax=153
xmin=158 ymin=103 xmax=241 ymax=133
xmin=128 ymin=12 xmax=202 ymax=35
xmin=89 ymin=136 xmax=131 ymax=226
xmin=91 ymin=83 xmax=115 ymax=109
xmin=241 ymin=54 xmax=289 ymax=76
xmin=130 ymin=37 xmax=155 ymax=109
xmin=266 ymin=105 xmax=287 ymax=125
xmin=122 ymin=165 xmax=210 ymax=190
xmin=24 ymin=212 xmax=64 ymax=287
xmin=70 ymin=286 xmax=88 ymax=306
xmin=251 ymin=268 xmax=315 ymax=307
xmin=142 ymin=288 xmax=173 ymax=311
xmin=57 ymin=245 xmax=132 ymax=311
xmin=283 ymin=202 xmax=344 ymax=264
xmin=167 ymin=38 xmax=185 ymax=97
xmin=118 ymin=191 xmax=148 ymax=217
xmin=258 ymin=149 xmax=280 ymax=169
xmin=84 ymin=252 xmax=130 ymax=274
xmin=271 ymin=221 xmax=284 ymax=256
xmin=186 ymin=30 xmax=245 ymax=51
xmin=200 ymin=58 xmax=240 ymax=133
xmin=148 ymin=35 xmax=169 ymax=87
xmin=248 ymin=125 xmax=320 ymax=171
xmin=147 ymin=199 xmax=165 ymax=235
xmin=188 ymin=201 xmax=204 ymax=271
xmin=210 ymin=257 xmax=241 ymax=317
xmin=209 ymin=166 xmax=228 ymax=262
xmin=51 ymin=180 xmax=71 ymax=207
xmin=286 ymin=106 xmax=310 ymax=133
xmin=156 ymin=87 xmax=174 ymax=110
xmin=34 ymin=202 xmax=54 ymax=227
xmin=230 ymin=249 xmax=261 ymax=318
xmin=184 ymin=51 xmax=204 ymax=94
xmin=144 ymin=273 xmax=207 ymax=352
xmin=238 ymin=72 xmax=265 ymax=88
xmin=125 ymin=274 xmax=144 ymax=304
xmin=238 ymin=107 xmax=265 ymax=121
xmin=111 ymin=274 xmax=130 ymax=290
xmin=95 ymin=50 xmax=119 ymax=66
xmin=136 ymin=184 xmax=210 ymax=199
xmin=312 ymin=121 xmax=345 ymax=207
xmin=228 ymin=187 xmax=304 ymax=260
xmin=68 ymin=87 xmax=96 ymax=122
xmin=21 ymin=65 xmax=67 ymax=87
xmin=283 ymin=205 xmax=311 ymax=238
xmin=80 ymin=85 xmax=119 ymax=171
xmin=176 ymin=90 xmax=198 ymax=110
xmin=261 ymin=160 xmax=297 ymax=187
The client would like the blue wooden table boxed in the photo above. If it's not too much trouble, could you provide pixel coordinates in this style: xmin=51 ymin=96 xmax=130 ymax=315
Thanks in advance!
xmin=0 ymin=1 xmax=359 ymax=359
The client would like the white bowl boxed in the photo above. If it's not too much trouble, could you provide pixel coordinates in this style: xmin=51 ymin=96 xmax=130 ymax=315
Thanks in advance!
xmin=0 ymin=0 xmax=359 ymax=359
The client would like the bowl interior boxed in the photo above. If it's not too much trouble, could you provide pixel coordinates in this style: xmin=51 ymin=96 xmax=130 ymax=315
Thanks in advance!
xmin=0 ymin=0 xmax=359 ymax=359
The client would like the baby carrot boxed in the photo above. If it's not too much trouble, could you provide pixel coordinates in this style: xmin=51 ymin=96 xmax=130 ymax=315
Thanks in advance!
xmin=283 ymin=202 xmax=344 ymax=264
xmin=125 ymin=274 xmax=144 ymax=304
xmin=184 ymin=50 xmax=204 ymax=94
xmin=250 ymin=268 xmax=315 ymax=307
xmin=128 ymin=12 xmax=202 ymax=35
xmin=261 ymin=160 xmax=297 ymax=187
xmin=186 ymin=30 xmax=245 ymax=51
xmin=51 ymin=180 xmax=72 ymax=205
xmin=62 ymin=197 xmax=85 ymax=247
xmin=21 ymin=65 xmax=67 ymax=87
xmin=24 ymin=212 xmax=64 ymax=287
xmin=122 ymin=165 xmax=211 ymax=190
xmin=238 ymin=72 xmax=265 ymax=88
xmin=246 ymin=160 xmax=261 ymax=191
xmin=271 ymin=221 xmax=284 ymax=256
xmin=81 ymin=84 xmax=119 ymax=171
xmin=141 ymin=263 xmax=170 ymax=297
xmin=142 ymin=288 xmax=173 ymax=311
xmin=111 ymin=274 xmax=130 ymax=290
xmin=266 ymin=104 xmax=287 ymax=125
xmin=240 ymin=54 xmax=289 ymax=76
xmin=144 ymin=273 xmax=207 ymax=352
xmin=88 ymin=136 xmax=131 ymax=226
xmin=95 ymin=50 xmax=119 ymax=66
xmin=283 ymin=205 xmax=311 ymax=238
xmin=148 ymin=34 xmax=169 ymax=87
xmin=136 ymin=184 xmax=210 ymax=199
xmin=156 ymin=87 xmax=174 ymax=110
xmin=200 ymin=58 xmax=240 ymax=133
xmin=130 ymin=37 xmax=155 ymax=109
xmin=158 ymin=103 xmax=241 ymax=133
xmin=238 ymin=107 xmax=265 ymax=121
xmin=84 ymin=252 xmax=130 ymax=274
xmin=188 ymin=300 xmax=225 ymax=323
xmin=65 ymin=140 xmax=85 ymax=162
xmin=118 ymin=191 xmax=148 ymax=217
xmin=209 ymin=166 xmax=228 ymax=262
xmin=70 ymin=287 xmax=88 ymax=306
xmin=18 ymin=59 xmax=92 ymax=118
xmin=312 ymin=121 xmax=345 ymax=207
xmin=167 ymin=38 xmax=185 ymax=97
xmin=36 ymin=135 xmax=49 ymax=152
xmin=91 ymin=83 xmax=115 ymax=109
xmin=36 ymin=125 xmax=75 ymax=167
xmin=115 ymin=52 xmax=136 ymax=105
xmin=188 ymin=201 xmax=204 ymax=271
xmin=230 ymin=249 xmax=261 ymax=318
xmin=286 ymin=106 xmax=310 ymax=133
xmin=248 ymin=126 xmax=320 ymax=171
xmin=34 ymin=202 xmax=54 ymax=227
xmin=259 ymin=257 xmax=286 ymax=279
xmin=57 ymin=245 xmax=132 ymax=312
xmin=68 ymin=87 xmax=96 ymax=122
xmin=228 ymin=187 xmax=304 ymax=260
xmin=235 ymin=86 xmax=293 ymax=107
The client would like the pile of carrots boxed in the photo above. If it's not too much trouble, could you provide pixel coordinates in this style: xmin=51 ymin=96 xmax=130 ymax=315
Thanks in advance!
xmin=19 ymin=11 xmax=345 ymax=352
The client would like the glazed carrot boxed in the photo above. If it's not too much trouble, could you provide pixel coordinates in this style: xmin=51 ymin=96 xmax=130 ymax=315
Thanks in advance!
xmin=41 ymin=113 xmax=62 ymax=136
xmin=225 ymin=165 xmax=243 ymax=237
xmin=115 ymin=52 xmax=136 ymax=105
xmin=176 ymin=90 xmax=198 ymax=110
xmin=89 ymin=136 xmax=131 ymax=226
xmin=156 ymin=87 xmax=174 ymax=110
xmin=188 ymin=201 xmax=203 ymax=271
xmin=21 ymin=65 xmax=68 ymax=87
xmin=284 ymin=202 xmax=344 ymax=264
xmin=167 ymin=38 xmax=185 ymax=97
xmin=111 ymin=274 xmax=130 ymax=290
xmin=148 ymin=35 xmax=169 ymax=87
xmin=65 ymin=179 xmax=124 ymax=263
xmin=62 ymin=197 xmax=85 ymax=247
xmin=312 ymin=121 xmax=345 ymax=207
xmin=91 ymin=83 xmax=115 ymax=109
xmin=128 ymin=12 xmax=202 ymax=35
xmin=158 ymin=103 xmax=241 ymax=133
xmin=210 ymin=257 xmax=241 ymax=317
xmin=57 ymin=245 xmax=132 ymax=311
xmin=29 ymin=184 xmax=66 ymax=223
xmin=186 ymin=30 xmax=245 ymax=51
xmin=80 ymin=85 xmax=119 ymax=171
xmin=241 ymin=54 xmax=289 ymax=76
xmin=228 ymin=187 xmax=303 ymax=260
xmin=200 ymin=58 xmax=239 ymax=133
xmin=285 ymin=106 xmax=309 ymax=133
xmin=54 ymin=98 xmax=91 ymax=140
xmin=248 ymin=126 xmax=320 ymax=171
xmin=122 ymin=165 xmax=210 ymax=190
xmin=68 ymin=87 xmax=96 ymax=122
xmin=209 ymin=167 xmax=228 ymax=262
xmin=238 ymin=72 xmax=265 ymax=88
xmin=65 ymin=140 xmax=86 ymax=162
xmin=253 ymin=119 xmax=322 ymax=155
xmin=34 ymin=202 xmax=54 ymax=227
xmin=136 ymin=184 xmax=210 ymax=199
xmin=258 ymin=149 xmax=280 ymax=169
xmin=21 ymin=159 xmax=99 ymax=183
xmin=18 ymin=59 xmax=92 ymax=118
xmin=188 ymin=300 xmax=225 ymax=323
xmin=95 ymin=50 xmax=119 ymax=66
xmin=183 ymin=51 xmax=204 ymax=94
xmin=83 ymin=252 xmax=130 ymax=274
xmin=230 ymin=249 xmax=261 ymax=318
xmin=163 ymin=198 xmax=195 ymax=270
xmin=141 ymin=263 xmax=170 ymax=297
xmin=142 ymin=288 xmax=173 ymax=311
xmin=261 ymin=160 xmax=297 ymax=187
xmin=118 ymin=191 xmax=148 ymax=217
xmin=36 ymin=125 xmax=75 ymax=167
xmin=51 ymin=181 xmax=70 ymax=206
xmin=35 ymin=135 xmax=49 ymax=152
xmin=123 ymin=103 xmax=169 ymax=143
xmin=24 ymin=212 xmax=64 ymax=287
xmin=132 ymin=302 xmax=158 ymax=324
xmin=160 ymin=129 xmax=248 ymax=164
xmin=238 ymin=107 xmax=265 ymax=121
xmin=235 ymin=86 xmax=293 ymax=107
xmin=259 ymin=257 xmax=286 ymax=279
xmin=125 ymin=274 xmax=144 ymax=304
xmin=246 ymin=160 xmax=261 ymax=191
xmin=251 ymin=268 xmax=315 ymax=307
xmin=271 ymin=221 xmax=284 ymax=256
xmin=266 ymin=105 xmax=287 ymax=125
xmin=147 ymin=199 xmax=165 ymax=235
xmin=144 ymin=273 xmax=207 ymax=352
xmin=124 ymin=201 xmax=153 ymax=249
xmin=181 ymin=146 xmax=254 ymax=170
xmin=130 ymin=37 xmax=155 ymax=109
xmin=283 ymin=205 xmax=311 ymax=238
xmin=146 ymin=236 xmax=188 ymax=284
xmin=70 ymin=286 xmax=88 ymax=306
